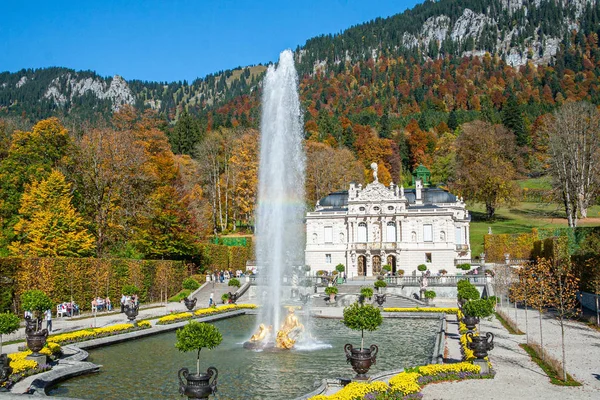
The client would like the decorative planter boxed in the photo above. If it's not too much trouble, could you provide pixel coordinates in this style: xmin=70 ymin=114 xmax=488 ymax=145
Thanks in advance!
xmin=26 ymin=329 xmax=48 ymax=356
xmin=124 ymin=305 xmax=139 ymax=322
xmin=374 ymin=293 xmax=386 ymax=307
xmin=462 ymin=315 xmax=479 ymax=331
xmin=0 ymin=354 xmax=12 ymax=383
xmin=184 ymin=297 xmax=197 ymax=311
xmin=178 ymin=367 xmax=218 ymax=399
xmin=228 ymin=292 xmax=238 ymax=305
xmin=299 ymin=293 xmax=310 ymax=305
xmin=467 ymin=332 xmax=494 ymax=359
xmin=329 ymin=293 xmax=336 ymax=303
xmin=344 ymin=343 xmax=378 ymax=380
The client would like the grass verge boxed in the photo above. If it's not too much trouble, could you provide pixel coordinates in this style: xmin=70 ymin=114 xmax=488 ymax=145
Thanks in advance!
xmin=494 ymin=311 xmax=524 ymax=335
xmin=519 ymin=343 xmax=582 ymax=386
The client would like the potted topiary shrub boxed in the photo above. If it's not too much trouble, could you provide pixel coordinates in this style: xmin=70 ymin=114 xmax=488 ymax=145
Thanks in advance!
xmin=424 ymin=290 xmax=436 ymax=305
xmin=458 ymin=263 xmax=471 ymax=272
xmin=360 ymin=287 xmax=373 ymax=303
xmin=463 ymin=298 xmax=495 ymax=331
xmin=176 ymin=321 xmax=222 ymax=399
xmin=397 ymin=269 xmax=405 ymax=277
xmin=0 ymin=312 xmax=20 ymax=383
xmin=417 ymin=264 xmax=428 ymax=272
xmin=335 ymin=264 xmax=345 ymax=284
xmin=182 ymin=278 xmax=200 ymax=311
xmin=221 ymin=293 xmax=230 ymax=304
xmin=374 ymin=278 xmax=387 ymax=293
xmin=20 ymin=290 xmax=53 ymax=358
xmin=382 ymin=264 xmax=392 ymax=274
xmin=342 ymin=302 xmax=383 ymax=380
xmin=325 ymin=286 xmax=338 ymax=303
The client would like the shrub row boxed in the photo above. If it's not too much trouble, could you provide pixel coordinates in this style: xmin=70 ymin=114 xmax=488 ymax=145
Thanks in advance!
xmin=0 ymin=257 xmax=187 ymax=313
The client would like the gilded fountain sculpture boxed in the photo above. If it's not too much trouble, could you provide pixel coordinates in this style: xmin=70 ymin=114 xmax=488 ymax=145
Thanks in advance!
xmin=245 ymin=306 xmax=305 ymax=350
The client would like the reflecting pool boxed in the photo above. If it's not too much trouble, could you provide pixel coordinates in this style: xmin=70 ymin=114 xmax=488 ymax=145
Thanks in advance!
xmin=49 ymin=315 xmax=439 ymax=400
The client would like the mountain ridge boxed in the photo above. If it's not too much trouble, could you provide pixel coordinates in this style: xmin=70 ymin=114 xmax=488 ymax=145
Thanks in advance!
xmin=0 ymin=0 xmax=598 ymax=122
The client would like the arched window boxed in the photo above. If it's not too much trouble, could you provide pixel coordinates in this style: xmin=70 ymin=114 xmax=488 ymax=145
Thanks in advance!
xmin=358 ymin=222 xmax=367 ymax=242
xmin=386 ymin=221 xmax=397 ymax=242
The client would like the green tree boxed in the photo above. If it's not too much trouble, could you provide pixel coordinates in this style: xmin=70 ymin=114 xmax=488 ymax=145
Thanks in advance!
xmin=169 ymin=110 xmax=202 ymax=155
xmin=342 ymin=302 xmax=382 ymax=350
xmin=9 ymin=169 xmax=95 ymax=257
xmin=0 ymin=312 xmax=20 ymax=354
xmin=175 ymin=321 xmax=222 ymax=375
xmin=502 ymin=95 xmax=529 ymax=146
xmin=132 ymin=186 xmax=199 ymax=259
xmin=0 ymin=118 xmax=75 ymax=251
xmin=454 ymin=121 xmax=520 ymax=219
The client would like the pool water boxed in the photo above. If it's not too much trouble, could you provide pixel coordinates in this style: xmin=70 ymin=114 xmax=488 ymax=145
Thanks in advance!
xmin=49 ymin=314 xmax=439 ymax=400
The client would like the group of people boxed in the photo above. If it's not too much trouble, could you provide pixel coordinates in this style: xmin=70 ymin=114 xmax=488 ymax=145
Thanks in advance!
xmin=120 ymin=293 xmax=139 ymax=312
xmin=210 ymin=269 xmax=250 ymax=283
xmin=91 ymin=297 xmax=112 ymax=312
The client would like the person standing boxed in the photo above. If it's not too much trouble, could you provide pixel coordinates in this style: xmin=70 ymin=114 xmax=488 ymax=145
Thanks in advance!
xmin=208 ymin=292 xmax=214 ymax=307
xmin=45 ymin=309 xmax=52 ymax=332
xmin=120 ymin=293 xmax=126 ymax=313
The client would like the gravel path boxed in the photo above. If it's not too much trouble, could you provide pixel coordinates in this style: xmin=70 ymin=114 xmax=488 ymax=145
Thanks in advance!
xmin=421 ymin=306 xmax=600 ymax=399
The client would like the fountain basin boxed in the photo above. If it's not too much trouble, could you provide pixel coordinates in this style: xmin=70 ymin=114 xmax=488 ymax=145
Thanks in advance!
xmin=49 ymin=314 xmax=440 ymax=400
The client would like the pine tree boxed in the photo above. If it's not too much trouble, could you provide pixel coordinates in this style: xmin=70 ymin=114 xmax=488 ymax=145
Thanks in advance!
xmin=447 ymin=110 xmax=459 ymax=131
xmin=502 ymin=95 xmax=530 ymax=146
xmin=9 ymin=170 xmax=95 ymax=257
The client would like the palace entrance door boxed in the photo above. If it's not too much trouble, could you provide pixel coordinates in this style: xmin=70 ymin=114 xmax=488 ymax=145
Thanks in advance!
xmin=357 ymin=256 xmax=366 ymax=276
xmin=387 ymin=255 xmax=397 ymax=275
xmin=372 ymin=256 xmax=382 ymax=276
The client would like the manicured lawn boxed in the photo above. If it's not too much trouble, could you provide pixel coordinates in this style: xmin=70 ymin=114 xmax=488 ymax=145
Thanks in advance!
xmin=468 ymin=202 xmax=600 ymax=255
xmin=516 ymin=177 xmax=552 ymax=190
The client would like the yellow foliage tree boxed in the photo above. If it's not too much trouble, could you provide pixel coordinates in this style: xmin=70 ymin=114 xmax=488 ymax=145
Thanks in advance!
xmin=9 ymin=169 xmax=95 ymax=257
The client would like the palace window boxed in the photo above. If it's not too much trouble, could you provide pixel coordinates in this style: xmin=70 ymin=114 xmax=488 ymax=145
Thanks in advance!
xmin=358 ymin=222 xmax=367 ymax=242
xmin=386 ymin=222 xmax=396 ymax=242
xmin=324 ymin=226 xmax=333 ymax=243
xmin=423 ymin=224 xmax=433 ymax=242
xmin=455 ymin=227 xmax=463 ymax=244
xmin=425 ymin=253 xmax=432 ymax=263
xmin=325 ymin=254 xmax=332 ymax=264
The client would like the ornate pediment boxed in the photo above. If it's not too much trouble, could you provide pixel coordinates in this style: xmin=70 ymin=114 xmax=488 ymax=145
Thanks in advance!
xmin=353 ymin=182 xmax=397 ymax=202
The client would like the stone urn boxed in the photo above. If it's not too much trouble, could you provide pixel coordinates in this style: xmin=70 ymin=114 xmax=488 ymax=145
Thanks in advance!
xmin=178 ymin=367 xmax=218 ymax=399
xmin=462 ymin=315 xmax=479 ymax=331
xmin=184 ymin=297 xmax=197 ymax=311
xmin=299 ymin=293 xmax=310 ymax=305
xmin=26 ymin=329 xmax=48 ymax=356
xmin=0 ymin=354 xmax=12 ymax=384
xmin=374 ymin=293 xmax=386 ymax=307
xmin=344 ymin=343 xmax=378 ymax=380
xmin=228 ymin=292 xmax=238 ymax=305
xmin=467 ymin=332 xmax=494 ymax=359
xmin=124 ymin=304 xmax=139 ymax=322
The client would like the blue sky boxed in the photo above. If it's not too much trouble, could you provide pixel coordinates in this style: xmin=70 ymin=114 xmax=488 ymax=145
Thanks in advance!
xmin=0 ymin=0 xmax=420 ymax=82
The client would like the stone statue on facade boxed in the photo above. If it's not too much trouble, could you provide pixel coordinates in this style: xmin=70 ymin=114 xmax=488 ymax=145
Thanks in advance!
xmin=370 ymin=162 xmax=378 ymax=183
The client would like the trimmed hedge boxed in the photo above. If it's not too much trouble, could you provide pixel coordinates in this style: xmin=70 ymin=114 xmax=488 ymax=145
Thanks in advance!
xmin=0 ymin=257 xmax=186 ymax=313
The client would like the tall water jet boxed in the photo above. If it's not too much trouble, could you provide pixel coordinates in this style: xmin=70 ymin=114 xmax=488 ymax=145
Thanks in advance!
xmin=254 ymin=49 xmax=306 ymax=342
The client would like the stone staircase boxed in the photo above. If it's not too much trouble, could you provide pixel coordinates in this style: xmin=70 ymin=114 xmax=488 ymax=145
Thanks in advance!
xmin=190 ymin=281 xmax=250 ymax=307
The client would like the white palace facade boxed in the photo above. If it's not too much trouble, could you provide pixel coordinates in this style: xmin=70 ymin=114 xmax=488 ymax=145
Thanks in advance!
xmin=305 ymin=166 xmax=471 ymax=277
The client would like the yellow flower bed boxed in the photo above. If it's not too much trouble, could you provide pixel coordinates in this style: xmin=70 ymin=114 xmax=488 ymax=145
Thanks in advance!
xmin=137 ymin=320 xmax=151 ymax=328
xmin=49 ymin=323 xmax=145 ymax=344
xmin=310 ymin=381 xmax=389 ymax=400
xmin=194 ymin=304 xmax=257 ymax=317
xmin=388 ymin=371 xmax=421 ymax=395
xmin=9 ymin=357 xmax=37 ymax=374
xmin=156 ymin=304 xmax=257 ymax=324
xmin=383 ymin=307 xmax=459 ymax=314
xmin=309 ymin=362 xmax=482 ymax=400
xmin=157 ymin=312 xmax=193 ymax=324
